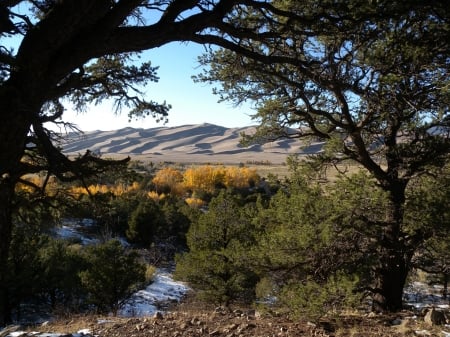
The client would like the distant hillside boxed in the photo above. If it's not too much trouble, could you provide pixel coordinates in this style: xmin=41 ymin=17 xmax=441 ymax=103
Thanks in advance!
xmin=61 ymin=123 xmax=324 ymax=164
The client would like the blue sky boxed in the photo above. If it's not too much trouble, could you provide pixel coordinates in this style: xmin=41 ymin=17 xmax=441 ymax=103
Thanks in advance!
xmin=7 ymin=3 xmax=255 ymax=132
xmin=61 ymin=42 xmax=255 ymax=131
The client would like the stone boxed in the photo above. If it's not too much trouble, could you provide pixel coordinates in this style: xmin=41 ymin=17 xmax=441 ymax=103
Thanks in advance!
xmin=424 ymin=307 xmax=447 ymax=326
xmin=154 ymin=311 xmax=164 ymax=320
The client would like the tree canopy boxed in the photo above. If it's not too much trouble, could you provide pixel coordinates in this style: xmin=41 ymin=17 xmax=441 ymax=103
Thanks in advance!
xmin=194 ymin=0 xmax=450 ymax=311
xmin=1 ymin=0 xmax=450 ymax=322
xmin=0 ymin=0 xmax=313 ymax=324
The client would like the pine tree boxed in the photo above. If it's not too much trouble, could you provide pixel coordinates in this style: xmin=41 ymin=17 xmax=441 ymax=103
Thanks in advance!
xmin=195 ymin=0 xmax=450 ymax=311
xmin=175 ymin=191 xmax=259 ymax=305
xmin=79 ymin=239 xmax=145 ymax=315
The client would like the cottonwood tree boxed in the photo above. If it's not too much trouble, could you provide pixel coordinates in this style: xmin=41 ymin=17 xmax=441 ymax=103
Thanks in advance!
xmin=0 ymin=0 xmax=306 ymax=324
xmin=195 ymin=0 xmax=450 ymax=311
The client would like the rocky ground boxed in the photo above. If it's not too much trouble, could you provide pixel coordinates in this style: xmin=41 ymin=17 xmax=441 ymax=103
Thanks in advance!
xmin=3 ymin=295 xmax=449 ymax=337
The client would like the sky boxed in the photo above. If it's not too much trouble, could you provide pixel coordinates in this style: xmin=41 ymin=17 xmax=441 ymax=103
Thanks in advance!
xmin=6 ymin=3 xmax=256 ymax=132
xmin=60 ymin=42 xmax=256 ymax=132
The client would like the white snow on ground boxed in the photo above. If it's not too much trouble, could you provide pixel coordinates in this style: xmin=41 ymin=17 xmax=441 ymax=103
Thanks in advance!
xmin=404 ymin=281 xmax=450 ymax=337
xmin=2 ymin=271 xmax=189 ymax=336
xmin=52 ymin=218 xmax=189 ymax=318
xmin=119 ymin=270 xmax=190 ymax=317
xmin=404 ymin=281 xmax=449 ymax=310
xmin=1 ymin=218 xmax=190 ymax=336
xmin=7 ymin=331 xmax=92 ymax=337
xmin=52 ymin=218 xmax=99 ymax=245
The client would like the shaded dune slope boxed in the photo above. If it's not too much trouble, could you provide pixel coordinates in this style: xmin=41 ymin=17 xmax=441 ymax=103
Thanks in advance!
xmin=61 ymin=123 xmax=324 ymax=164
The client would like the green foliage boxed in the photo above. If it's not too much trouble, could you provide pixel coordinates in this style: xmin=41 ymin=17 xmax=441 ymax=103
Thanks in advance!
xmin=79 ymin=239 xmax=146 ymax=315
xmin=125 ymin=196 xmax=192 ymax=249
xmin=126 ymin=199 xmax=165 ymax=246
xmin=195 ymin=0 xmax=450 ymax=310
xmin=247 ymin=168 xmax=393 ymax=315
xmin=252 ymin=177 xmax=335 ymax=279
xmin=175 ymin=191 xmax=259 ymax=305
xmin=96 ymin=194 xmax=141 ymax=236
xmin=407 ymin=166 xmax=450 ymax=292
xmin=6 ymin=196 xmax=69 ymax=316
xmin=7 ymin=227 xmax=87 ymax=316
xmin=37 ymin=238 xmax=86 ymax=309
xmin=279 ymin=273 xmax=360 ymax=321
xmin=158 ymin=198 xmax=191 ymax=246
xmin=6 ymin=227 xmax=46 ymax=317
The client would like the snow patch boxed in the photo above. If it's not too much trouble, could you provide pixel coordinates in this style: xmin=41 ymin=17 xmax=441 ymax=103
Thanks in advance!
xmin=119 ymin=270 xmax=189 ymax=317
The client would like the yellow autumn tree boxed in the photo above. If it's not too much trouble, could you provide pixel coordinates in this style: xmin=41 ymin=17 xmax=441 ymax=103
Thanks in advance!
xmin=223 ymin=167 xmax=259 ymax=189
xmin=16 ymin=174 xmax=60 ymax=196
xmin=185 ymin=197 xmax=205 ymax=208
xmin=183 ymin=165 xmax=225 ymax=194
xmin=182 ymin=165 xmax=260 ymax=195
xmin=152 ymin=167 xmax=185 ymax=196
xmin=68 ymin=181 xmax=141 ymax=198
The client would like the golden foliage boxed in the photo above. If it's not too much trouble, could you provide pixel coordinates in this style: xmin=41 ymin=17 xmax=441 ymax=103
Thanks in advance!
xmin=147 ymin=191 xmax=166 ymax=201
xmin=223 ymin=166 xmax=259 ymax=188
xmin=68 ymin=182 xmax=141 ymax=197
xmin=152 ymin=167 xmax=185 ymax=196
xmin=183 ymin=165 xmax=259 ymax=193
xmin=49 ymin=165 xmax=260 ymax=202
xmin=185 ymin=197 xmax=205 ymax=208
xmin=15 ymin=175 xmax=60 ymax=196
xmin=183 ymin=165 xmax=225 ymax=193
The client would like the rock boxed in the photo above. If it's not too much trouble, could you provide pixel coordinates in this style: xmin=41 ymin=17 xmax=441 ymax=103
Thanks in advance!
xmin=222 ymin=323 xmax=238 ymax=332
xmin=153 ymin=311 xmax=164 ymax=320
xmin=391 ymin=317 xmax=403 ymax=326
xmin=179 ymin=322 xmax=190 ymax=329
xmin=214 ymin=306 xmax=228 ymax=315
xmin=233 ymin=309 xmax=243 ymax=317
xmin=424 ymin=307 xmax=446 ymax=326
xmin=136 ymin=323 xmax=148 ymax=331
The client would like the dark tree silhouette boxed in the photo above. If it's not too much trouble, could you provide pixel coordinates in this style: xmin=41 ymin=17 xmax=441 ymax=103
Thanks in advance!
xmin=0 ymin=0 xmax=298 ymax=324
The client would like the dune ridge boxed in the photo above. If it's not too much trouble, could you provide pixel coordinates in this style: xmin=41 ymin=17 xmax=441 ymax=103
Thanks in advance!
xmin=61 ymin=123 xmax=324 ymax=164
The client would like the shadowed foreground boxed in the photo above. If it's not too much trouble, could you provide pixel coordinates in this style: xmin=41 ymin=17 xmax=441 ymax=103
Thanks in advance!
xmin=4 ymin=295 xmax=448 ymax=337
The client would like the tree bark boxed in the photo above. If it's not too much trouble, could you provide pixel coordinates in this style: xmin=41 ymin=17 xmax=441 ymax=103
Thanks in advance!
xmin=372 ymin=250 xmax=409 ymax=312
xmin=0 ymin=178 xmax=15 ymax=325
xmin=0 ymin=85 xmax=30 ymax=325
xmin=371 ymin=184 xmax=411 ymax=312
xmin=443 ymin=273 xmax=448 ymax=299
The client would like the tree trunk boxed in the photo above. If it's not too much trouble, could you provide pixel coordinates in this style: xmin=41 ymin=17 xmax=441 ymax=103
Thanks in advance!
xmin=0 ymin=86 xmax=30 ymax=325
xmin=0 ymin=179 xmax=14 ymax=326
xmin=443 ymin=273 xmax=448 ymax=299
xmin=372 ymin=182 xmax=411 ymax=312
xmin=372 ymin=250 xmax=409 ymax=312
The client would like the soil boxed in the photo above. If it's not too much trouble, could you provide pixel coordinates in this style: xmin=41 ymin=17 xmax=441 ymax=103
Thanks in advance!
xmin=10 ymin=295 xmax=449 ymax=337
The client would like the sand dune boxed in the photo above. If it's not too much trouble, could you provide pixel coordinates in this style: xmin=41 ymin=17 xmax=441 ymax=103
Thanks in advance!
xmin=61 ymin=123 xmax=324 ymax=164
